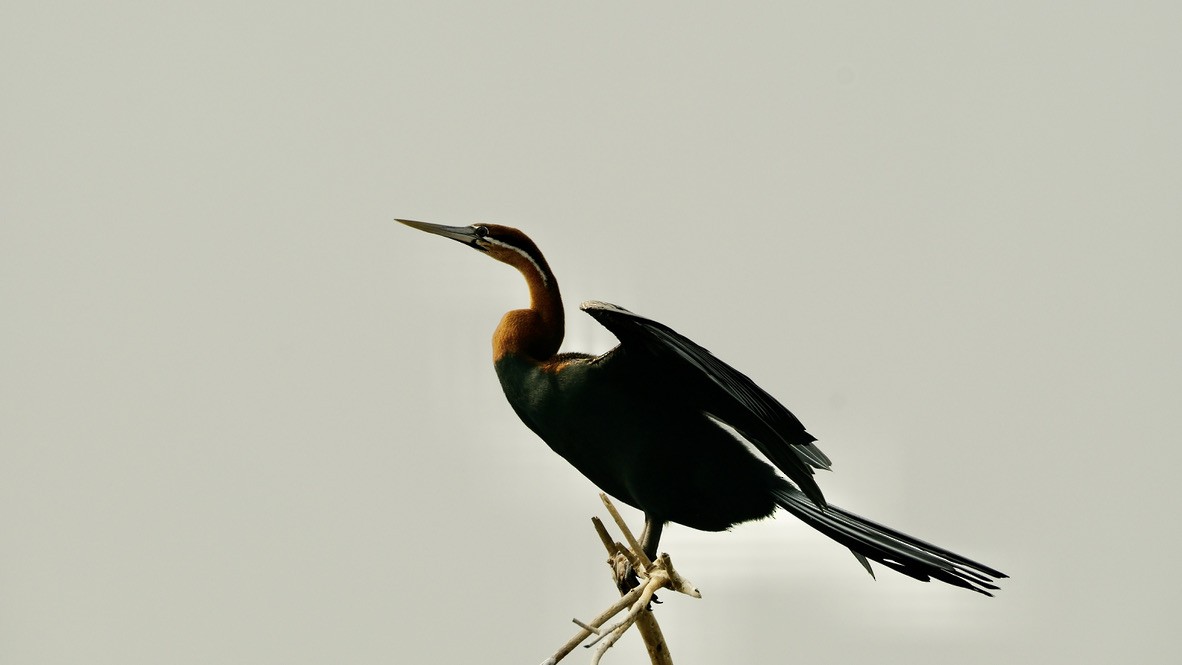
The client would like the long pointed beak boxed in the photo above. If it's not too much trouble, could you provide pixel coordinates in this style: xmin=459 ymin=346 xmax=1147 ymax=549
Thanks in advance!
xmin=396 ymin=219 xmax=480 ymax=244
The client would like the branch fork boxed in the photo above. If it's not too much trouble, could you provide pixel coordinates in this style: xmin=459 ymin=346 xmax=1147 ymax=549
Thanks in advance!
xmin=541 ymin=494 xmax=701 ymax=665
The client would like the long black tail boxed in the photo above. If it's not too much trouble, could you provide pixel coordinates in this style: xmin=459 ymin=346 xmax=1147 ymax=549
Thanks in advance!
xmin=773 ymin=486 xmax=1006 ymax=595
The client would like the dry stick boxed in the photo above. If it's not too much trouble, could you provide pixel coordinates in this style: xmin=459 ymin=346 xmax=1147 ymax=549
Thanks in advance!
xmin=542 ymin=496 xmax=695 ymax=665
xmin=542 ymin=586 xmax=648 ymax=665
xmin=590 ymin=517 xmax=620 ymax=559
xmin=589 ymin=572 xmax=664 ymax=663
xmin=594 ymin=497 xmax=674 ymax=665
xmin=600 ymin=512 xmax=674 ymax=664
xmin=599 ymin=493 xmax=653 ymax=570
xmin=586 ymin=557 xmax=700 ymax=661
xmin=542 ymin=517 xmax=656 ymax=665
xmin=571 ymin=618 xmax=601 ymax=636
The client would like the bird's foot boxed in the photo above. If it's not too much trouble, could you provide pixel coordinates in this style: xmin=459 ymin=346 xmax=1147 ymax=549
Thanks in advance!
xmin=610 ymin=552 xmax=661 ymax=607
xmin=610 ymin=552 xmax=635 ymax=594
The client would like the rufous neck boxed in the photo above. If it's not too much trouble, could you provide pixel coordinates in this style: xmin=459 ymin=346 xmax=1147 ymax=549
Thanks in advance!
xmin=493 ymin=254 xmax=564 ymax=362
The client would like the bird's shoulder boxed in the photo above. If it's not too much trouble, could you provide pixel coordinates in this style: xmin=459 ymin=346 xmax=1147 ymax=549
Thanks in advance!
xmin=541 ymin=351 xmax=599 ymax=373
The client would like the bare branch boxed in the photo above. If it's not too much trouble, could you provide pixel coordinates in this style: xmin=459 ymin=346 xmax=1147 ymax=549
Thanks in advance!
xmin=541 ymin=495 xmax=700 ymax=665
xmin=541 ymin=586 xmax=646 ymax=665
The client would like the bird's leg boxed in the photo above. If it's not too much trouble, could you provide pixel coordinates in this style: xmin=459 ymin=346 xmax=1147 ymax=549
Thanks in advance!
xmin=612 ymin=517 xmax=664 ymax=595
xmin=639 ymin=518 xmax=664 ymax=562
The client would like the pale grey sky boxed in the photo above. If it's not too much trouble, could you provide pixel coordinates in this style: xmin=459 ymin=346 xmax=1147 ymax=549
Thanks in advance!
xmin=3 ymin=2 xmax=1180 ymax=664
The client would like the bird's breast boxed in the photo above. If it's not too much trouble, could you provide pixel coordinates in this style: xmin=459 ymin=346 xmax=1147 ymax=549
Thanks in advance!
xmin=493 ymin=353 xmax=649 ymax=498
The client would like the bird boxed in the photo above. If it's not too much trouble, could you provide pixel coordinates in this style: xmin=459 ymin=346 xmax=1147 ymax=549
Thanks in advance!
xmin=397 ymin=219 xmax=1005 ymax=595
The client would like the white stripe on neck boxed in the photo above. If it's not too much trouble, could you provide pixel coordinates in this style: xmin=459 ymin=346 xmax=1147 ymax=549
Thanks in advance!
xmin=487 ymin=237 xmax=549 ymax=287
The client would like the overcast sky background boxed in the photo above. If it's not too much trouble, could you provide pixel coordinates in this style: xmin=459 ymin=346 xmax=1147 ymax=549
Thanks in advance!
xmin=3 ymin=2 xmax=1180 ymax=664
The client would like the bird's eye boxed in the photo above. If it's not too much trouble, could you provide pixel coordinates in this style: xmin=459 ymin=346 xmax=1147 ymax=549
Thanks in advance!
xmin=474 ymin=225 xmax=489 ymax=238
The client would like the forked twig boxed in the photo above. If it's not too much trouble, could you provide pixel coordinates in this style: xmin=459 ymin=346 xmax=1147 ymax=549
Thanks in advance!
xmin=540 ymin=495 xmax=700 ymax=665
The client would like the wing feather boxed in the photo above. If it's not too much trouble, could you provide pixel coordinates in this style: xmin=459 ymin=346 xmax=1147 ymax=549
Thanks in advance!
xmin=581 ymin=300 xmax=830 ymax=508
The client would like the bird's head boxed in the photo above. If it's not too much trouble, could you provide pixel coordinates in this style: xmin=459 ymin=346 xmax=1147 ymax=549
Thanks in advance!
xmin=397 ymin=219 xmax=553 ymax=287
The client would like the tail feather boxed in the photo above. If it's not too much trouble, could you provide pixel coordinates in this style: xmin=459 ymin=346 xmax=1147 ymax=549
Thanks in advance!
xmin=773 ymin=486 xmax=1006 ymax=595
